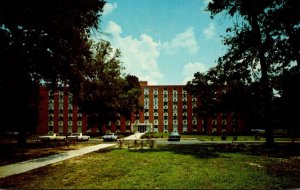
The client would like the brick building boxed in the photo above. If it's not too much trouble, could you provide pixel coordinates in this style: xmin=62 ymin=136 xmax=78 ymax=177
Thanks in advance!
xmin=38 ymin=81 xmax=244 ymax=135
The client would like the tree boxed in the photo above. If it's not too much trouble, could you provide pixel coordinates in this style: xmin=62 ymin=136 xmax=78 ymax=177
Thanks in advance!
xmin=207 ymin=0 xmax=300 ymax=144
xmin=186 ymin=61 xmax=253 ymax=134
xmin=207 ymin=0 xmax=285 ymax=144
xmin=0 ymin=0 xmax=106 ymax=144
xmin=119 ymin=75 xmax=143 ymax=120
xmin=186 ymin=72 xmax=218 ymax=134
xmin=77 ymin=40 xmax=142 ymax=133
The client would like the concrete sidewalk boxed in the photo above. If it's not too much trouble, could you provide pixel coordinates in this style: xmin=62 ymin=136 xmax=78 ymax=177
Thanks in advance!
xmin=124 ymin=132 xmax=145 ymax=140
xmin=0 ymin=143 xmax=115 ymax=179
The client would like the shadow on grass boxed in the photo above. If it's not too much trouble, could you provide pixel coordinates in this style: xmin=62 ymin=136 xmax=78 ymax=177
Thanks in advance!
xmin=127 ymin=143 xmax=300 ymax=159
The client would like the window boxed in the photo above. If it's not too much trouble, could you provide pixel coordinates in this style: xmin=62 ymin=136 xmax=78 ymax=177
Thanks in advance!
xmin=144 ymin=88 xmax=149 ymax=94
xmin=193 ymin=120 xmax=197 ymax=125
xmin=183 ymin=126 xmax=188 ymax=132
xmin=164 ymin=125 xmax=168 ymax=130
xmin=164 ymin=109 xmax=168 ymax=113
xmin=164 ymin=116 xmax=168 ymax=120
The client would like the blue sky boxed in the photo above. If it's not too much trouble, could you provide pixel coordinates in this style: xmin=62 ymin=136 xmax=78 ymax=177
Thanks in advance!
xmin=97 ymin=0 xmax=230 ymax=85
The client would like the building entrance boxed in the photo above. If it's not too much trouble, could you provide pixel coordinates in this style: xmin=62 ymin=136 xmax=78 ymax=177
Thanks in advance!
xmin=138 ymin=125 xmax=147 ymax=133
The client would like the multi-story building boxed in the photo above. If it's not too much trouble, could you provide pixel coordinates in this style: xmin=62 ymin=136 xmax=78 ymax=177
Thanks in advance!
xmin=37 ymin=81 xmax=244 ymax=135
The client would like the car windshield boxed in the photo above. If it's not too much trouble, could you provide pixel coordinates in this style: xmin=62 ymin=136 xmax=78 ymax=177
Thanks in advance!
xmin=170 ymin=132 xmax=179 ymax=136
xmin=106 ymin=133 xmax=114 ymax=136
xmin=73 ymin=133 xmax=80 ymax=136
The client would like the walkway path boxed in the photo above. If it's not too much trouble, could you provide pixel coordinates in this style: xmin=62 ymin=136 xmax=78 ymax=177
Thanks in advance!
xmin=0 ymin=133 xmax=145 ymax=179
xmin=124 ymin=132 xmax=145 ymax=140
xmin=0 ymin=143 xmax=115 ymax=179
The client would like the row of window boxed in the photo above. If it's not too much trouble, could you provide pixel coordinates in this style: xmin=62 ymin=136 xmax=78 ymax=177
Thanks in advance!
xmin=144 ymin=88 xmax=188 ymax=94
xmin=48 ymin=121 xmax=83 ymax=126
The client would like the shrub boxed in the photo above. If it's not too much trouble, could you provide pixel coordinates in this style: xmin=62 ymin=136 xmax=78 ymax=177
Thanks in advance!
xmin=221 ymin=131 xmax=227 ymax=141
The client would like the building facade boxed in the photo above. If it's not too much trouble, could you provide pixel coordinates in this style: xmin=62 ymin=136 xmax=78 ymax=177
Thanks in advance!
xmin=38 ymin=81 xmax=244 ymax=135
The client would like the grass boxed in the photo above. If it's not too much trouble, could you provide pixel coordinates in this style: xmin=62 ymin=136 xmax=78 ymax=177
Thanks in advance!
xmin=0 ymin=144 xmax=300 ymax=189
xmin=144 ymin=132 xmax=300 ymax=142
xmin=0 ymin=140 xmax=99 ymax=166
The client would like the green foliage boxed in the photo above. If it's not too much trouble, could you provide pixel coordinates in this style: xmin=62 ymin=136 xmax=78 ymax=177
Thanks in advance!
xmin=78 ymin=40 xmax=142 ymax=129
xmin=205 ymin=0 xmax=300 ymax=143
xmin=0 ymin=0 xmax=105 ymax=142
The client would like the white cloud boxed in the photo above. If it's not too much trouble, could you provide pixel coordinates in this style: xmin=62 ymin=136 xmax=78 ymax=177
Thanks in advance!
xmin=203 ymin=23 xmax=216 ymax=39
xmin=103 ymin=2 xmax=118 ymax=16
xmin=105 ymin=21 xmax=163 ymax=85
xmin=162 ymin=27 xmax=199 ymax=54
xmin=182 ymin=62 xmax=208 ymax=84
xmin=107 ymin=21 xmax=122 ymax=36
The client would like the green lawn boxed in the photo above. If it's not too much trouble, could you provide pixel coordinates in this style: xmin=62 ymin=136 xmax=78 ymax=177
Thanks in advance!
xmin=144 ymin=133 xmax=300 ymax=142
xmin=1 ymin=144 xmax=299 ymax=189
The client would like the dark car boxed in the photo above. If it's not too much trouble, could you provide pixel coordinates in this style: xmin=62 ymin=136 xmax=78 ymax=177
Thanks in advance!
xmin=168 ymin=132 xmax=181 ymax=141
xmin=102 ymin=133 xmax=118 ymax=142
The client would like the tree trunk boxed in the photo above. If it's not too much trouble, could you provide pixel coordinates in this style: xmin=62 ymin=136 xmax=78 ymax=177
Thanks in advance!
xmin=249 ymin=14 xmax=274 ymax=145
xmin=17 ymin=129 xmax=27 ymax=146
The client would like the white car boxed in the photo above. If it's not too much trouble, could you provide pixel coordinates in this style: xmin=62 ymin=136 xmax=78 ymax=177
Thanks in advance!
xmin=38 ymin=133 xmax=66 ymax=141
xmin=67 ymin=133 xmax=90 ymax=141
xmin=102 ymin=133 xmax=118 ymax=142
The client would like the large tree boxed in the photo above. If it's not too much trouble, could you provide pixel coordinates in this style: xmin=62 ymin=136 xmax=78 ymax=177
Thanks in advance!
xmin=77 ymin=40 xmax=142 ymax=133
xmin=186 ymin=72 xmax=218 ymax=134
xmin=0 ymin=0 xmax=105 ymax=144
xmin=207 ymin=0 xmax=300 ymax=145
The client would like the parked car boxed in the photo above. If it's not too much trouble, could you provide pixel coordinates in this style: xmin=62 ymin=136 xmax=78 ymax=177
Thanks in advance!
xmin=67 ymin=133 xmax=90 ymax=141
xmin=102 ymin=133 xmax=118 ymax=142
xmin=38 ymin=133 xmax=66 ymax=142
xmin=168 ymin=132 xmax=181 ymax=141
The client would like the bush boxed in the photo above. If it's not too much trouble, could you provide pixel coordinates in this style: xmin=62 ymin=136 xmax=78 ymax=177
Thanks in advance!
xmin=221 ymin=132 xmax=227 ymax=141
